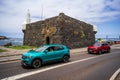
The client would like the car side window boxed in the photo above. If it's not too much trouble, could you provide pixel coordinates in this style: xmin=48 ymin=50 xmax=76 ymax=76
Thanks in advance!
xmin=46 ymin=47 xmax=54 ymax=52
xmin=102 ymin=43 xmax=108 ymax=46
xmin=104 ymin=43 xmax=108 ymax=46
xmin=54 ymin=46 xmax=64 ymax=51
xmin=102 ymin=44 xmax=104 ymax=46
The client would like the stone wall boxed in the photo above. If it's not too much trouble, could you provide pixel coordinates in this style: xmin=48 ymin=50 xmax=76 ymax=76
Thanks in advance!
xmin=24 ymin=21 xmax=44 ymax=46
xmin=58 ymin=14 xmax=95 ymax=48
xmin=23 ymin=13 xmax=95 ymax=48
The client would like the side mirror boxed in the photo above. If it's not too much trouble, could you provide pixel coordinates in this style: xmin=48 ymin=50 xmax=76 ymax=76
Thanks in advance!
xmin=44 ymin=50 xmax=48 ymax=53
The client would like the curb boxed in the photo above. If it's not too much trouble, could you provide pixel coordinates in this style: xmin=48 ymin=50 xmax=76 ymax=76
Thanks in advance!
xmin=0 ymin=54 xmax=22 ymax=58
xmin=0 ymin=50 xmax=87 ymax=63
xmin=0 ymin=44 xmax=119 ymax=63
xmin=110 ymin=68 xmax=120 ymax=80
xmin=0 ymin=55 xmax=21 ymax=63
xmin=0 ymin=59 xmax=20 ymax=63
xmin=71 ymin=51 xmax=87 ymax=54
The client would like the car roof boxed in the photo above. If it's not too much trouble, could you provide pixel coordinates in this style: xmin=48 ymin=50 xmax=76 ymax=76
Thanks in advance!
xmin=95 ymin=42 xmax=108 ymax=44
xmin=44 ymin=44 xmax=65 ymax=47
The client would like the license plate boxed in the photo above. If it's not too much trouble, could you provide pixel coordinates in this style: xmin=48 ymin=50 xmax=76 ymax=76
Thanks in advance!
xmin=89 ymin=50 xmax=93 ymax=52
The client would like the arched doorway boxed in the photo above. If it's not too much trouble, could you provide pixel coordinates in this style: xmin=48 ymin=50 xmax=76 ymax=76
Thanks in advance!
xmin=46 ymin=36 xmax=50 ymax=44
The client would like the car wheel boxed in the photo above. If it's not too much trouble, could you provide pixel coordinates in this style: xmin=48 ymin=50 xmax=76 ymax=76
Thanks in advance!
xmin=98 ymin=50 xmax=102 ymax=54
xmin=32 ymin=59 xmax=42 ymax=69
xmin=21 ymin=64 xmax=26 ymax=68
xmin=88 ymin=52 xmax=92 ymax=54
xmin=63 ymin=55 xmax=69 ymax=63
xmin=107 ymin=49 xmax=110 ymax=53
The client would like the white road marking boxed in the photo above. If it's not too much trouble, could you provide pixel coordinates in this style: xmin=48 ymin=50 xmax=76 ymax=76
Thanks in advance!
xmin=109 ymin=68 xmax=120 ymax=80
xmin=1 ymin=53 xmax=112 ymax=80
xmin=1 ymin=56 xmax=100 ymax=80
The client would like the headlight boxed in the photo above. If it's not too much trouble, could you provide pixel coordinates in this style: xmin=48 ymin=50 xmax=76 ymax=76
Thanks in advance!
xmin=27 ymin=56 xmax=32 ymax=58
xmin=22 ymin=55 xmax=32 ymax=59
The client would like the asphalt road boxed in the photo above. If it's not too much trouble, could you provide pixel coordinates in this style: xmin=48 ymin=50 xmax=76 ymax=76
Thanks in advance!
xmin=0 ymin=46 xmax=120 ymax=80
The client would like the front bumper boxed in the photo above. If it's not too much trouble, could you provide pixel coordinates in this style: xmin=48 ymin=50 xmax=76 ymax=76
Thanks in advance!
xmin=21 ymin=61 xmax=30 ymax=67
xmin=21 ymin=58 xmax=32 ymax=67
xmin=88 ymin=49 xmax=98 ymax=53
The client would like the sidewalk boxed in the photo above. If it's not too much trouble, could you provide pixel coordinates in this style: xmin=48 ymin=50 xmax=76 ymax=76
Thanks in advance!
xmin=0 ymin=44 xmax=120 ymax=62
xmin=0 ymin=46 xmax=87 ymax=62
xmin=0 ymin=46 xmax=29 ymax=62
xmin=0 ymin=44 xmax=119 ymax=62
xmin=0 ymin=46 xmax=28 ymax=57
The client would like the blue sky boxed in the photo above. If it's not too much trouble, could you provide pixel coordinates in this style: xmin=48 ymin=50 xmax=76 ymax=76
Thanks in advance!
xmin=0 ymin=0 xmax=120 ymax=38
xmin=95 ymin=18 xmax=120 ymax=38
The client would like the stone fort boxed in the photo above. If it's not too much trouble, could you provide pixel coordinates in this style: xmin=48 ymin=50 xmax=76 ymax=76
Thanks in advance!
xmin=22 ymin=12 xmax=97 ymax=49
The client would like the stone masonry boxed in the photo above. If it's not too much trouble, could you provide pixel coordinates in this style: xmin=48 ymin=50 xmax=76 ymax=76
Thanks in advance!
xmin=22 ymin=13 xmax=96 ymax=49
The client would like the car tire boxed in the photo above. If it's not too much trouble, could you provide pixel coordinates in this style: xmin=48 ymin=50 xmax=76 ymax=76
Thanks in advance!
xmin=98 ymin=50 xmax=102 ymax=54
xmin=32 ymin=59 xmax=42 ymax=69
xmin=63 ymin=55 xmax=69 ymax=63
xmin=107 ymin=49 xmax=110 ymax=53
xmin=88 ymin=52 xmax=92 ymax=54
xmin=21 ymin=64 xmax=26 ymax=68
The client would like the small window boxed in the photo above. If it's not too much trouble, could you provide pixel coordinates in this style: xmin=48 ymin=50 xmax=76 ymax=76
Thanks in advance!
xmin=102 ymin=44 xmax=105 ymax=46
xmin=104 ymin=43 xmax=108 ymax=46
xmin=54 ymin=46 xmax=64 ymax=51
xmin=46 ymin=47 xmax=54 ymax=52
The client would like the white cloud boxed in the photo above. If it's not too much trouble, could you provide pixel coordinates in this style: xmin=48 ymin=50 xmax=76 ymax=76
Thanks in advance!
xmin=0 ymin=0 xmax=120 ymax=37
xmin=105 ymin=0 xmax=120 ymax=10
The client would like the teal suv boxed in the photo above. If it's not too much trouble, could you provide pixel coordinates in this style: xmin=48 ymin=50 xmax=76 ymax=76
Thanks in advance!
xmin=21 ymin=44 xmax=70 ymax=68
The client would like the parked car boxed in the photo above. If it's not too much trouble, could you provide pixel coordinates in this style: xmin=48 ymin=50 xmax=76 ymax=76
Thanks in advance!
xmin=21 ymin=44 xmax=70 ymax=68
xmin=88 ymin=42 xmax=111 ymax=54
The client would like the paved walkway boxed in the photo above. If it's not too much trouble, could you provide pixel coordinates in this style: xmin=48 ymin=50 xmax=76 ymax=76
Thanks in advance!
xmin=0 ymin=46 xmax=87 ymax=57
xmin=1 ymin=44 xmax=120 ymax=57
xmin=0 ymin=46 xmax=87 ymax=62
xmin=0 ymin=44 xmax=120 ymax=61
xmin=0 ymin=46 xmax=28 ymax=57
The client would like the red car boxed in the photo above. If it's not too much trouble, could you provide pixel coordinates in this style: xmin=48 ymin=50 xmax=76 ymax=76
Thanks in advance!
xmin=88 ymin=43 xmax=111 ymax=54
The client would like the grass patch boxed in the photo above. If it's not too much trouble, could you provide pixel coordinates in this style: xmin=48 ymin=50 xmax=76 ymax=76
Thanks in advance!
xmin=6 ymin=45 xmax=36 ymax=50
xmin=0 ymin=49 xmax=7 ymax=52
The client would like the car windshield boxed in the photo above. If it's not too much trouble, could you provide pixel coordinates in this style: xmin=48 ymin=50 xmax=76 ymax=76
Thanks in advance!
xmin=35 ymin=46 xmax=47 ymax=52
xmin=94 ymin=43 xmax=101 ymax=46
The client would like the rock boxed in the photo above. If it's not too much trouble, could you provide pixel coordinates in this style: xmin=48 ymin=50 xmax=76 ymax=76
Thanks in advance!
xmin=0 ymin=36 xmax=8 ymax=40
xmin=4 ymin=42 xmax=12 ymax=46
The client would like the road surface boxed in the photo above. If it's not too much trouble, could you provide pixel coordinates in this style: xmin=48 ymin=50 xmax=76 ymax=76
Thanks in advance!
xmin=0 ymin=45 xmax=120 ymax=80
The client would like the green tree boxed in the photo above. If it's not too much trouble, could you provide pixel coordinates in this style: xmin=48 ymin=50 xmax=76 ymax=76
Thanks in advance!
xmin=98 ymin=38 xmax=102 ymax=42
